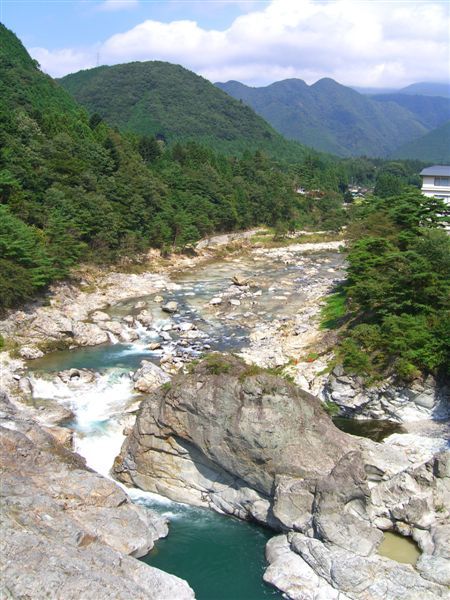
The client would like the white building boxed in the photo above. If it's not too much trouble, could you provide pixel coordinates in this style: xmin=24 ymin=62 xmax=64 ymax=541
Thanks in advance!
xmin=420 ymin=165 xmax=450 ymax=203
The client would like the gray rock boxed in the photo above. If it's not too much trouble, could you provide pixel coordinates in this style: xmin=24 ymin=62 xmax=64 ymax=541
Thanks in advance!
xmin=0 ymin=393 xmax=194 ymax=600
xmin=114 ymin=354 xmax=353 ymax=522
xmin=90 ymin=310 xmax=110 ymax=322
xmin=31 ymin=313 xmax=73 ymax=339
xmin=73 ymin=322 xmax=108 ymax=346
xmin=19 ymin=346 xmax=44 ymax=360
xmin=287 ymin=533 xmax=448 ymax=600
xmin=273 ymin=476 xmax=315 ymax=532
xmin=100 ymin=320 xmax=123 ymax=335
xmin=264 ymin=535 xmax=345 ymax=600
xmin=313 ymin=451 xmax=383 ymax=556
xmin=58 ymin=368 xmax=97 ymax=386
xmin=133 ymin=360 xmax=170 ymax=393
xmin=136 ymin=309 xmax=154 ymax=327
xmin=232 ymin=274 xmax=250 ymax=286
xmin=162 ymin=301 xmax=178 ymax=314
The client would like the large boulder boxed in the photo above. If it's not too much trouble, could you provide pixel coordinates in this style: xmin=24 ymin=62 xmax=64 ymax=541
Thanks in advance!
xmin=72 ymin=322 xmax=109 ymax=346
xmin=0 ymin=393 xmax=194 ymax=599
xmin=114 ymin=354 xmax=354 ymax=523
xmin=133 ymin=361 xmax=171 ymax=393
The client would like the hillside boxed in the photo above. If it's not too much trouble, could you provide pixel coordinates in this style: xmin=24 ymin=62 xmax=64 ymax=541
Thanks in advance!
xmin=2 ymin=25 xmax=343 ymax=310
xmin=399 ymin=82 xmax=450 ymax=98
xmin=370 ymin=93 xmax=450 ymax=129
xmin=58 ymin=62 xmax=307 ymax=161
xmin=216 ymin=78 xmax=427 ymax=157
xmin=393 ymin=121 xmax=450 ymax=163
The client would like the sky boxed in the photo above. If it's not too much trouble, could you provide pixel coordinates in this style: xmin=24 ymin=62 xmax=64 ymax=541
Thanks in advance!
xmin=2 ymin=0 xmax=449 ymax=88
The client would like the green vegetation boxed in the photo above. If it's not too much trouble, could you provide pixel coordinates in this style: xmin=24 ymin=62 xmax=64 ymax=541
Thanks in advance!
xmin=59 ymin=61 xmax=308 ymax=162
xmin=323 ymin=400 xmax=340 ymax=416
xmin=0 ymin=25 xmax=348 ymax=311
xmin=203 ymin=354 xmax=232 ymax=375
xmin=320 ymin=288 xmax=347 ymax=330
xmin=333 ymin=188 xmax=449 ymax=380
xmin=393 ymin=121 xmax=450 ymax=163
xmin=216 ymin=78 xmax=449 ymax=158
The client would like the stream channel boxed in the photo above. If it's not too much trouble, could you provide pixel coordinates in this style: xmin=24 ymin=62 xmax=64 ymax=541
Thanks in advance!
xmin=28 ymin=247 xmax=408 ymax=599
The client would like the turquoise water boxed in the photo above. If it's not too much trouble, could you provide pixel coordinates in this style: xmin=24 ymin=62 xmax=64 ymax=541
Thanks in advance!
xmin=27 ymin=249 xmax=348 ymax=599
xmin=137 ymin=500 xmax=281 ymax=600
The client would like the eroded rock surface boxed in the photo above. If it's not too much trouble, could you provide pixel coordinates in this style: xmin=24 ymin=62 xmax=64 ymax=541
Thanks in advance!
xmin=113 ymin=354 xmax=354 ymax=522
xmin=113 ymin=355 xmax=449 ymax=599
xmin=0 ymin=393 xmax=194 ymax=600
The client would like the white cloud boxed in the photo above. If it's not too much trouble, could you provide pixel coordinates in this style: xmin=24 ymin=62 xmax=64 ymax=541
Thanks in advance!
xmin=29 ymin=0 xmax=450 ymax=88
xmin=97 ymin=0 xmax=139 ymax=12
xmin=30 ymin=47 xmax=97 ymax=78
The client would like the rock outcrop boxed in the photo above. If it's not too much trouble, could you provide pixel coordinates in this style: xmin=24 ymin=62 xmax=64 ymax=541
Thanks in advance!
xmin=113 ymin=355 xmax=449 ymax=599
xmin=113 ymin=354 xmax=355 ymax=523
xmin=0 ymin=393 xmax=194 ymax=599
xmin=324 ymin=366 xmax=450 ymax=422
xmin=133 ymin=360 xmax=171 ymax=393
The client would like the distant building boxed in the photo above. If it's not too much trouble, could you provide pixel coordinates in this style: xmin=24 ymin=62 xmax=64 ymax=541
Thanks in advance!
xmin=420 ymin=165 xmax=450 ymax=203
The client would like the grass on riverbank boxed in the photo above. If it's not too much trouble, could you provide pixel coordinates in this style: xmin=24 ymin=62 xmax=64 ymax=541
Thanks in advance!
xmin=320 ymin=288 xmax=348 ymax=330
xmin=250 ymin=229 xmax=345 ymax=248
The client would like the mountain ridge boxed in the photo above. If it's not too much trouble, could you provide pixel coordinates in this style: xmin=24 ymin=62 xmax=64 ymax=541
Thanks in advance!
xmin=216 ymin=77 xmax=450 ymax=159
xmin=216 ymin=77 xmax=430 ymax=157
xmin=59 ymin=61 xmax=309 ymax=161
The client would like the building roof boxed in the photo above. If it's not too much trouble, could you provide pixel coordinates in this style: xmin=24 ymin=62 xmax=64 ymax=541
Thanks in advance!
xmin=420 ymin=165 xmax=450 ymax=176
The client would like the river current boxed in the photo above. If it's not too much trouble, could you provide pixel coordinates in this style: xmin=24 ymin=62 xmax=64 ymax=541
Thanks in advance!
xmin=27 ymin=247 xmax=407 ymax=598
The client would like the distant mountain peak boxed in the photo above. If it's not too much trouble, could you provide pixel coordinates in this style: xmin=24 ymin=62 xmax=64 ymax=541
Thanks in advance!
xmin=216 ymin=76 xmax=450 ymax=159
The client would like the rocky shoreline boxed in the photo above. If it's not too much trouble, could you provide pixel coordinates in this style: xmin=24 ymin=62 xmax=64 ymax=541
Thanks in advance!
xmin=113 ymin=355 xmax=450 ymax=600
xmin=1 ymin=233 xmax=449 ymax=600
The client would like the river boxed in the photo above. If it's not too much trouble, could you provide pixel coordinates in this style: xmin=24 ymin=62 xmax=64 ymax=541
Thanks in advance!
xmin=26 ymin=245 xmax=410 ymax=599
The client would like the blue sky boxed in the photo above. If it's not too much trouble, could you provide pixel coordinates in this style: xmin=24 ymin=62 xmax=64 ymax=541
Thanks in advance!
xmin=2 ymin=1 xmax=250 ymax=48
xmin=2 ymin=1 xmax=449 ymax=88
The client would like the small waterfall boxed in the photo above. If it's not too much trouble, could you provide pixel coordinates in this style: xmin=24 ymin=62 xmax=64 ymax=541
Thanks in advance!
xmin=107 ymin=331 xmax=119 ymax=344
xmin=31 ymin=370 xmax=135 ymax=477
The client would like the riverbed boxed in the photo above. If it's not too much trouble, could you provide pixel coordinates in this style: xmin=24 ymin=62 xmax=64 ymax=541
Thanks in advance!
xmin=25 ymin=244 xmax=425 ymax=598
xmin=25 ymin=245 xmax=345 ymax=598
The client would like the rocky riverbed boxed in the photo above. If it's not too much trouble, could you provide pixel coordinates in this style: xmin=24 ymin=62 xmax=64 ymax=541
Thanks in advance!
xmin=1 ymin=234 xmax=449 ymax=599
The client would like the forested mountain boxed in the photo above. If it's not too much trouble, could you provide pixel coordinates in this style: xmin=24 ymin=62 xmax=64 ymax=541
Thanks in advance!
xmin=58 ymin=62 xmax=307 ymax=161
xmin=0 ymin=24 xmax=345 ymax=310
xmin=393 ymin=121 xmax=450 ymax=163
xmin=370 ymin=93 xmax=450 ymax=130
xmin=399 ymin=82 xmax=450 ymax=98
xmin=216 ymin=78 xmax=428 ymax=157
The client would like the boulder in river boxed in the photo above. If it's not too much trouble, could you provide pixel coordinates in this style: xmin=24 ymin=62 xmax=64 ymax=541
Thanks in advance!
xmin=72 ymin=322 xmax=109 ymax=346
xmin=162 ymin=301 xmax=178 ymax=314
xmin=114 ymin=354 xmax=355 ymax=521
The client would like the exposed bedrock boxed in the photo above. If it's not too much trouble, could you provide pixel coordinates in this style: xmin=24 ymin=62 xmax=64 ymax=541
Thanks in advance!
xmin=0 ymin=393 xmax=194 ymax=600
xmin=324 ymin=366 xmax=450 ymax=422
xmin=113 ymin=354 xmax=358 ymax=523
xmin=113 ymin=354 xmax=450 ymax=599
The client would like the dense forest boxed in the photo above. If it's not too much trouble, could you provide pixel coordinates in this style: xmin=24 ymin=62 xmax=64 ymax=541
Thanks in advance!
xmin=0 ymin=24 xmax=344 ymax=310
xmin=329 ymin=188 xmax=449 ymax=380
xmin=59 ymin=61 xmax=309 ymax=161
